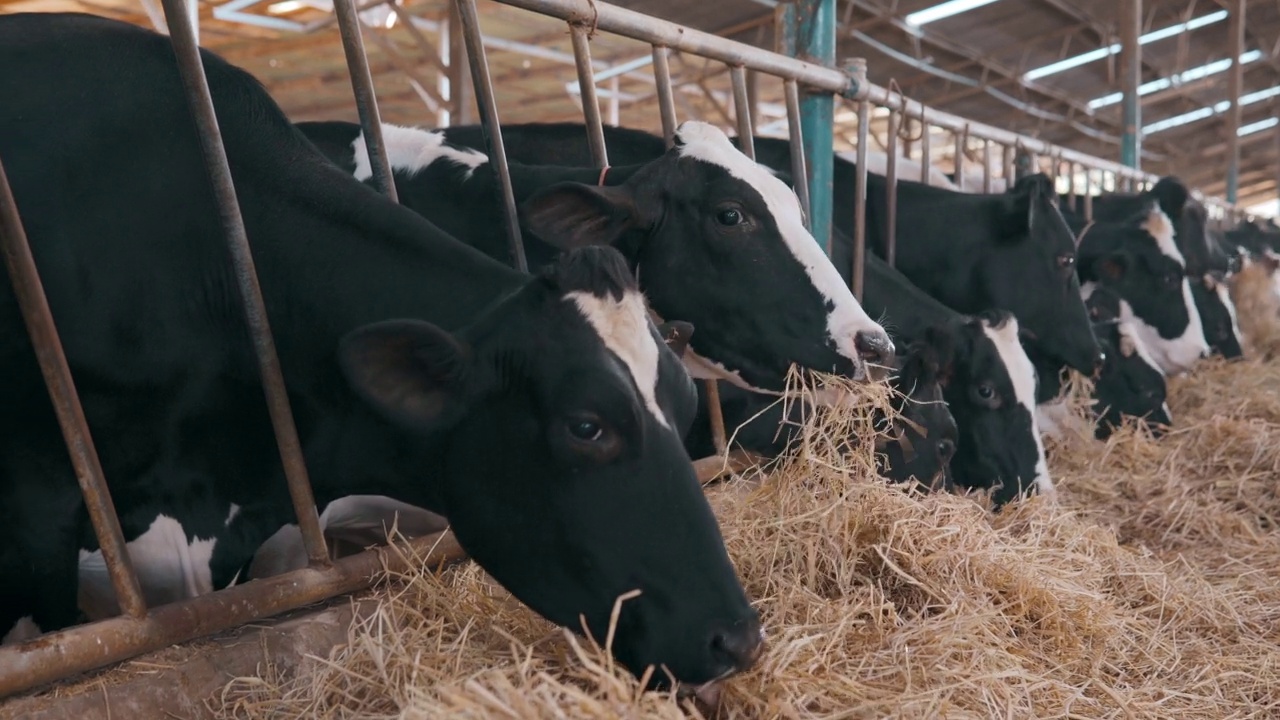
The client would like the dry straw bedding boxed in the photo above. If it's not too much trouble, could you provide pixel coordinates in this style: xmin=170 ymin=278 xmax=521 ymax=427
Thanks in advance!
xmin=213 ymin=354 xmax=1280 ymax=720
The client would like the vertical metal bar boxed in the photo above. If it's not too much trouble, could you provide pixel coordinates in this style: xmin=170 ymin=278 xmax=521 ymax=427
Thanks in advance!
xmin=884 ymin=109 xmax=899 ymax=267
xmin=608 ymin=76 xmax=620 ymax=126
xmin=920 ymin=115 xmax=931 ymax=185
xmin=953 ymin=128 xmax=964 ymax=190
xmin=1120 ymin=0 xmax=1142 ymax=169
xmin=1226 ymin=0 xmax=1245 ymax=203
xmin=570 ymin=24 xmax=610 ymax=168
xmin=1274 ymin=125 xmax=1280 ymax=209
xmin=730 ymin=65 xmax=755 ymax=160
xmin=0 ymin=156 xmax=148 ymax=619
xmin=746 ymin=69 xmax=760 ymax=134
xmin=448 ymin=3 xmax=476 ymax=125
xmin=796 ymin=0 xmax=836 ymax=253
xmin=784 ymin=79 xmax=812 ymax=228
xmin=332 ymin=0 xmax=398 ymax=203
xmin=1067 ymin=161 xmax=1078 ymax=206
xmin=1014 ymin=146 xmax=1033 ymax=182
xmin=1048 ymin=151 xmax=1059 ymax=187
xmin=1084 ymin=168 xmax=1094 ymax=221
xmin=437 ymin=12 xmax=452 ymax=126
xmin=158 ymin=0 xmax=329 ymax=567
xmin=982 ymin=138 xmax=991 ymax=193
xmin=452 ymin=0 xmax=527 ymax=273
xmin=852 ymin=98 xmax=870 ymax=301
xmin=652 ymin=46 xmax=678 ymax=148
xmin=1002 ymin=144 xmax=1013 ymax=189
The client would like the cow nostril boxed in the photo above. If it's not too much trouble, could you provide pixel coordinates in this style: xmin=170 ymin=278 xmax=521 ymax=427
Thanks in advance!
xmin=937 ymin=438 xmax=956 ymax=463
xmin=854 ymin=331 xmax=895 ymax=366
xmin=707 ymin=619 xmax=765 ymax=674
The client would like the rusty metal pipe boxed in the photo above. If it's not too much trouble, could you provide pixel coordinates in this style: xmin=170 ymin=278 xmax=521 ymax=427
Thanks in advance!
xmin=0 ymin=532 xmax=468 ymax=699
xmin=0 ymin=157 xmax=148 ymax=621
xmin=884 ymin=109 xmax=899 ymax=267
xmin=784 ymin=80 xmax=812 ymax=229
xmin=852 ymin=98 xmax=869 ymax=302
xmin=570 ymin=25 xmax=610 ymax=168
xmin=451 ymin=0 xmax=527 ymax=272
xmin=730 ymin=65 xmax=755 ymax=161
xmin=159 ymin=0 xmax=330 ymax=568
xmin=332 ymin=0 xmax=399 ymax=203
xmin=652 ymin=46 xmax=677 ymax=148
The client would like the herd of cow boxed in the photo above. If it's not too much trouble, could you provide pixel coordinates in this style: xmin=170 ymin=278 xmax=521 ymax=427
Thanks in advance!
xmin=1 ymin=10 xmax=1279 ymax=698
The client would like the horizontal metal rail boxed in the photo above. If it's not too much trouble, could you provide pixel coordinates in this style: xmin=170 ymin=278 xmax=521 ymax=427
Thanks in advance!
xmin=0 ymin=532 xmax=467 ymax=699
xmin=491 ymin=0 xmax=858 ymax=97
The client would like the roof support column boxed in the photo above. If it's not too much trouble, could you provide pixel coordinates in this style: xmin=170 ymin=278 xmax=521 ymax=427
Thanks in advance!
xmin=779 ymin=0 xmax=836 ymax=253
xmin=1119 ymin=0 xmax=1142 ymax=169
xmin=1227 ymin=0 xmax=1245 ymax=203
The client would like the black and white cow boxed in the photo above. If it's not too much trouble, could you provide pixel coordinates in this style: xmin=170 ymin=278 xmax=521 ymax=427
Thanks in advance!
xmin=857 ymin=253 xmax=1051 ymax=506
xmin=0 ymin=13 xmax=761 ymax=688
xmin=436 ymin=123 xmax=1104 ymax=384
xmin=296 ymin=120 xmax=895 ymax=395
xmin=1071 ymin=177 xmax=1232 ymax=366
xmin=1031 ymin=286 xmax=1171 ymax=440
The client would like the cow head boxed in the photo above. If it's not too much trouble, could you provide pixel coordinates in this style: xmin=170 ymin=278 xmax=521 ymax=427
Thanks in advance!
xmin=1192 ymin=272 xmax=1244 ymax=360
xmin=338 ymin=246 xmax=762 ymax=688
xmin=877 ymin=337 xmax=959 ymax=492
xmin=1078 ymin=203 xmax=1208 ymax=375
xmin=1091 ymin=320 xmax=1172 ymax=439
xmin=926 ymin=310 xmax=1050 ymax=507
xmin=980 ymin=175 xmax=1102 ymax=378
xmin=519 ymin=121 xmax=894 ymax=393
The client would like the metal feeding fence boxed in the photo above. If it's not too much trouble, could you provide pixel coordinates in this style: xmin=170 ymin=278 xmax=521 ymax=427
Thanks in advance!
xmin=0 ymin=0 xmax=1258 ymax=699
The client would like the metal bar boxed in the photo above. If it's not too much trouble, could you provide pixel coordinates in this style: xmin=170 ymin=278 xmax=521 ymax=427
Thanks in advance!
xmin=953 ymin=128 xmax=964 ymax=190
xmin=1120 ymin=0 xmax=1142 ymax=169
xmin=746 ymin=69 xmax=760 ymax=134
xmin=494 ymin=0 xmax=854 ymax=95
xmin=730 ymin=65 xmax=756 ymax=160
xmin=452 ymin=0 xmax=527 ymax=273
xmin=448 ymin=3 xmax=476 ymax=125
xmin=1002 ymin=144 xmax=1013 ymax=188
xmin=1067 ymin=161 xmax=1078 ymax=205
xmin=1274 ymin=125 xmax=1280 ymax=209
xmin=652 ymin=46 xmax=678 ymax=148
xmin=0 ymin=532 xmax=468 ymax=699
xmin=159 ymin=0 xmax=329 ymax=567
xmin=784 ymin=79 xmax=812 ymax=228
xmin=1226 ymin=0 xmax=1244 ymax=203
xmin=0 ymin=157 xmax=148 ymax=620
xmin=920 ymin=114 xmax=931 ymax=185
xmin=852 ymin=98 xmax=869 ymax=301
xmin=1083 ymin=168 xmax=1094 ymax=221
xmin=797 ymin=0 xmax=837 ymax=254
xmin=884 ymin=109 xmax=899 ymax=267
xmin=386 ymin=2 xmax=448 ymax=75
xmin=570 ymin=25 xmax=610 ymax=168
xmin=332 ymin=0 xmax=399 ymax=203
xmin=982 ymin=138 xmax=991 ymax=194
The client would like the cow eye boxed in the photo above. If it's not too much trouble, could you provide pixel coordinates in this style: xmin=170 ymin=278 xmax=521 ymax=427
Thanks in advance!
xmin=1057 ymin=254 xmax=1075 ymax=271
xmin=972 ymin=382 xmax=999 ymax=407
xmin=568 ymin=419 xmax=603 ymax=441
xmin=976 ymin=384 xmax=995 ymax=400
xmin=715 ymin=206 xmax=744 ymax=226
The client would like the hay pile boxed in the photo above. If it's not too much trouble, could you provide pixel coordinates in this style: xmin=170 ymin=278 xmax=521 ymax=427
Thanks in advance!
xmin=214 ymin=358 xmax=1280 ymax=719
xmin=1230 ymin=261 xmax=1280 ymax=359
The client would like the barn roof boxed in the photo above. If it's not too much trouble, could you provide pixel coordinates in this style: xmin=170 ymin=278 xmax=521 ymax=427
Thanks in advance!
xmin=1 ymin=0 xmax=1275 ymax=211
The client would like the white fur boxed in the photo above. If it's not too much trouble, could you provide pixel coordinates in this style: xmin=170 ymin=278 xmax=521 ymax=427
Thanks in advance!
xmin=351 ymin=123 xmax=486 ymax=182
xmin=1162 ymin=401 xmax=1173 ymax=423
xmin=566 ymin=288 xmax=671 ymax=430
xmin=981 ymin=316 xmax=1053 ymax=498
xmin=1 ymin=616 xmax=42 ymax=646
xmin=674 ymin=121 xmax=891 ymax=372
xmin=1036 ymin=399 xmax=1089 ymax=441
xmin=1214 ymin=281 xmax=1245 ymax=352
xmin=249 ymin=495 xmax=449 ymax=580
xmin=77 ymin=510 xmax=228 ymax=620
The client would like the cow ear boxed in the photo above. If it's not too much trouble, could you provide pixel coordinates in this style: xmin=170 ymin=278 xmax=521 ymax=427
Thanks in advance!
xmin=520 ymin=182 xmax=640 ymax=251
xmin=1151 ymin=177 xmax=1189 ymax=220
xmin=656 ymin=320 xmax=695 ymax=358
xmin=338 ymin=319 xmax=473 ymax=432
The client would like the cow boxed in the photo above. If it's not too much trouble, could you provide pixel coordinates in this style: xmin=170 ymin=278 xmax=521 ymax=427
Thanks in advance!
xmin=296 ymin=120 xmax=894 ymax=395
xmin=1062 ymin=203 xmax=1210 ymax=376
xmin=1070 ymin=177 xmax=1234 ymax=364
xmin=436 ymin=123 xmax=1105 ymax=385
xmin=1030 ymin=286 xmax=1171 ymax=440
xmin=0 ymin=12 xmax=761 ymax=688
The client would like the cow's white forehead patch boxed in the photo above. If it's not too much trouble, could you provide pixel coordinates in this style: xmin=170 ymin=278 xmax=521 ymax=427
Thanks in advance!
xmin=352 ymin=123 xmax=487 ymax=182
xmin=980 ymin=316 xmax=1053 ymax=496
xmin=1140 ymin=206 xmax=1186 ymax=266
xmin=672 ymin=121 xmax=888 ymax=367
xmin=566 ymin=289 xmax=670 ymax=430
